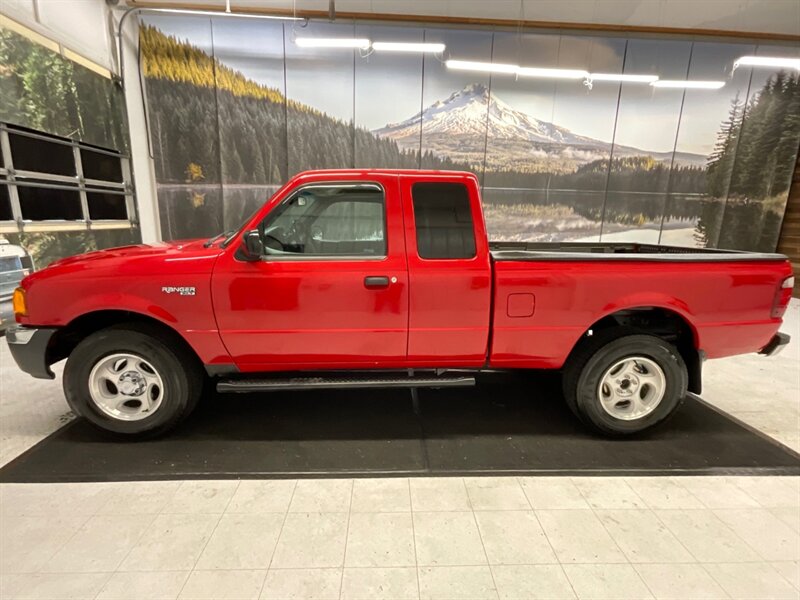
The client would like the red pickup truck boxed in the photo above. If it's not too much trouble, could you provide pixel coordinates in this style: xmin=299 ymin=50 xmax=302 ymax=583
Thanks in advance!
xmin=7 ymin=169 xmax=793 ymax=438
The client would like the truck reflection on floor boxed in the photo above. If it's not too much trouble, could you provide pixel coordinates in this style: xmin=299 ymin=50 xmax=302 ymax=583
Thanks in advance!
xmin=0 ymin=238 xmax=34 ymax=332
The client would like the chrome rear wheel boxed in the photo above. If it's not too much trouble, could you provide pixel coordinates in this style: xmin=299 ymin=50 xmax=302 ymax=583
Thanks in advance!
xmin=562 ymin=330 xmax=688 ymax=436
xmin=597 ymin=356 xmax=666 ymax=421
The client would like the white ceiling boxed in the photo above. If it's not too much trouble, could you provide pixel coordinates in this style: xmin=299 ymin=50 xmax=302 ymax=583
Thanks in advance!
xmin=1 ymin=0 xmax=115 ymax=68
xmin=131 ymin=0 xmax=800 ymax=37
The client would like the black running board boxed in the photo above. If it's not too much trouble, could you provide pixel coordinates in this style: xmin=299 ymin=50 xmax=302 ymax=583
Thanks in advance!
xmin=217 ymin=375 xmax=476 ymax=393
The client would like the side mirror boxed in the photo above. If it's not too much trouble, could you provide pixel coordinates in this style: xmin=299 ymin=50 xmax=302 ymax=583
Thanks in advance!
xmin=238 ymin=230 xmax=263 ymax=262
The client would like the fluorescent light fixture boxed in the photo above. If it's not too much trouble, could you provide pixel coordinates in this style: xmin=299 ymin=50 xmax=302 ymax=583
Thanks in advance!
xmin=734 ymin=55 xmax=800 ymax=70
xmin=589 ymin=73 xmax=659 ymax=83
xmin=517 ymin=67 xmax=589 ymax=79
xmin=445 ymin=60 xmax=519 ymax=74
xmin=651 ymin=80 xmax=725 ymax=89
xmin=149 ymin=8 xmax=303 ymax=20
xmin=445 ymin=60 xmax=587 ymax=80
xmin=372 ymin=42 xmax=445 ymax=53
xmin=295 ymin=37 xmax=371 ymax=49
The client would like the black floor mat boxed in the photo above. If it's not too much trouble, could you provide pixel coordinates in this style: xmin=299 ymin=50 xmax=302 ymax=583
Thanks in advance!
xmin=1 ymin=373 xmax=798 ymax=482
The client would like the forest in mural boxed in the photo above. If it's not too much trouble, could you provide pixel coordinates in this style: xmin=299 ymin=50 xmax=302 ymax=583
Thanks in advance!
xmin=0 ymin=24 xmax=138 ymax=267
xmin=140 ymin=18 xmax=800 ymax=251
xmin=0 ymin=28 xmax=127 ymax=152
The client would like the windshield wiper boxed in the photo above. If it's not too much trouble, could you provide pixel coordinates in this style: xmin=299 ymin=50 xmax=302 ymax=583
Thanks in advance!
xmin=203 ymin=230 xmax=234 ymax=248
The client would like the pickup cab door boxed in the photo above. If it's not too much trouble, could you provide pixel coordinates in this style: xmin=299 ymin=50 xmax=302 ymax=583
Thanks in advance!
xmin=400 ymin=174 xmax=492 ymax=367
xmin=212 ymin=175 xmax=408 ymax=371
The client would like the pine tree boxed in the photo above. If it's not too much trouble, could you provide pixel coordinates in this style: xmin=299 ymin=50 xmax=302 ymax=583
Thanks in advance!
xmin=769 ymin=75 xmax=800 ymax=197
xmin=706 ymin=93 xmax=743 ymax=199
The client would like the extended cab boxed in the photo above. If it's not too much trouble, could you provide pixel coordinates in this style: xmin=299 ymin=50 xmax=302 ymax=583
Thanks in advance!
xmin=7 ymin=169 xmax=794 ymax=437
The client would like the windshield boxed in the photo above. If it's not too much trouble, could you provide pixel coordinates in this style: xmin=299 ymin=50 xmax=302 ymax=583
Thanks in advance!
xmin=0 ymin=256 xmax=23 ymax=273
xmin=218 ymin=201 xmax=272 ymax=249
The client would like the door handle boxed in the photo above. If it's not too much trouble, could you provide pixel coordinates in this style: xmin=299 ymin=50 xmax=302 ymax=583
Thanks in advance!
xmin=364 ymin=276 xmax=391 ymax=289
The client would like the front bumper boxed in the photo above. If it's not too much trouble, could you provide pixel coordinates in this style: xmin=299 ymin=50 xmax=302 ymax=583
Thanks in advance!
xmin=6 ymin=326 xmax=58 ymax=379
xmin=759 ymin=332 xmax=791 ymax=357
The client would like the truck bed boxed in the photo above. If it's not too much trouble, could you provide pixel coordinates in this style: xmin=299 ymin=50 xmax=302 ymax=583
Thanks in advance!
xmin=488 ymin=240 xmax=791 ymax=369
xmin=490 ymin=241 xmax=788 ymax=262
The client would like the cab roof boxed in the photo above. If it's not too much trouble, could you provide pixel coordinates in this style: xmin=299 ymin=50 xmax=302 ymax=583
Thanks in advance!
xmin=293 ymin=168 xmax=477 ymax=179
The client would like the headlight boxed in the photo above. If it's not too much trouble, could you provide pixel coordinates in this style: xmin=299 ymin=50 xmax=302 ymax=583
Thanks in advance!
xmin=12 ymin=287 xmax=27 ymax=317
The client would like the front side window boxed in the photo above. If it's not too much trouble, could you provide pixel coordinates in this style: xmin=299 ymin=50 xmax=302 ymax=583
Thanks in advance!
xmin=259 ymin=184 xmax=386 ymax=257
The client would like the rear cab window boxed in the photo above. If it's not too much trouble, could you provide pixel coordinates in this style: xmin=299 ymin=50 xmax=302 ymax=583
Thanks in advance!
xmin=411 ymin=182 xmax=477 ymax=259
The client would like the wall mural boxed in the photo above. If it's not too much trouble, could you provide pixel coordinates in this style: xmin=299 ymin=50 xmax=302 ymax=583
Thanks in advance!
xmin=0 ymin=27 xmax=128 ymax=151
xmin=0 ymin=24 xmax=139 ymax=268
xmin=141 ymin=17 xmax=800 ymax=252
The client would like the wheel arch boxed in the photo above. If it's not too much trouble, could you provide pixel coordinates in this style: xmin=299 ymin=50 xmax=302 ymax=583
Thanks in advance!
xmin=569 ymin=305 xmax=702 ymax=394
xmin=48 ymin=309 xmax=204 ymax=372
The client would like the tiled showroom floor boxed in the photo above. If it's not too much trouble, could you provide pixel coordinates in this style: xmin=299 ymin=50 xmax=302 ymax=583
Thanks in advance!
xmin=0 ymin=300 xmax=798 ymax=600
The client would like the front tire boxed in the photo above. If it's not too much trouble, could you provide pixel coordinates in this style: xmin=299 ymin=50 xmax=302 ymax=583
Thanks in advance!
xmin=63 ymin=324 xmax=203 ymax=438
xmin=562 ymin=329 xmax=688 ymax=436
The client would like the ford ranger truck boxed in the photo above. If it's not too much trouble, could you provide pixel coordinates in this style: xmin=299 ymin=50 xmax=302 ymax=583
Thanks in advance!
xmin=6 ymin=169 xmax=793 ymax=438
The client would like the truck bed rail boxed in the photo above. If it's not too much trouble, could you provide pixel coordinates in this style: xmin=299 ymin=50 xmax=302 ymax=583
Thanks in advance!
xmin=489 ymin=241 xmax=788 ymax=262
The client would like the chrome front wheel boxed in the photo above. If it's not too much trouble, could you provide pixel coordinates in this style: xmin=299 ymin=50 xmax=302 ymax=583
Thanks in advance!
xmin=597 ymin=356 xmax=666 ymax=421
xmin=88 ymin=353 xmax=164 ymax=422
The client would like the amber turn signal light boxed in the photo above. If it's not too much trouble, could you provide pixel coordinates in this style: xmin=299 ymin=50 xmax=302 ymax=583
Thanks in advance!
xmin=12 ymin=287 xmax=27 ymax=317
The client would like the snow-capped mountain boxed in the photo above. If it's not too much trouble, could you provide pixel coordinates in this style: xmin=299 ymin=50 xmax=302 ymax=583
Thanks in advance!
xmin=372 ymin=83 xmax=705 ymax=169
xmin=374 ymin=83 xmax=601 ymax=147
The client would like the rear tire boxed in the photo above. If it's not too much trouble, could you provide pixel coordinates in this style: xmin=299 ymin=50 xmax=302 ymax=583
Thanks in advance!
xmin=562 ymin=328 xmax=688 ymax=436
xmin=63 ymin=324 xmax=204 ymax=438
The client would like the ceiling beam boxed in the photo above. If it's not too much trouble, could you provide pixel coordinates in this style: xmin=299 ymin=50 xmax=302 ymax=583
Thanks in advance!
xmin=127 ymin=0 xmax=800 ymax=42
